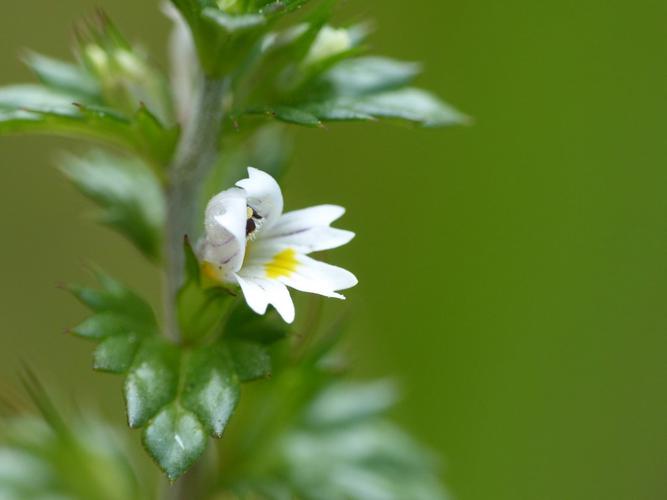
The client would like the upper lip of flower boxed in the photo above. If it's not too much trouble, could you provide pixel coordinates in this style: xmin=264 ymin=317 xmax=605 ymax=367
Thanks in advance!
xmin=199 ymin=167 xmax=357 ymax=323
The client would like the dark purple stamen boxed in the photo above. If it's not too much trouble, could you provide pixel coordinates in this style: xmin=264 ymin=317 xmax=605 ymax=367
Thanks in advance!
xmin=246 ymin=218 xmax=256 ymax=236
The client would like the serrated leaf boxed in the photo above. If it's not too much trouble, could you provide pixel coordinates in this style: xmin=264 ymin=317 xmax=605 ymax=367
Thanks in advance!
xmin=60 ymin=151 xmax=165 ymax=261
xmin=23 ymin=51 xmax=100 ymax=99
xmin=321 ymin=56 xmax=422 ymax=96
xmin=68 ymin=270 xmax=157 ymax=329
xmin=142 ymin=404 xmax=207 ymax=481
xmin=299 ymin=87 xmax=467 ymax=127
xmin=124 ymin=339 xmax=180 ymax=428
xmin=228 ymin=340 xmax=272 ymax=382
xmin=181 ymin=345 xmax=240 ymax=437
xmin=230 ymin=377 xmax=448 ymax=500
xmin=68 ymin=269 xmax=286 ymax=480
xmin=0 ymin=84 xmax=88 ymax=110
xmin=70 ymin=312 xmax=133 ymax=340
xmin=93 ymin=334 xmax=141 ymax=373
xmin=0 ymin=85 xmax=178 ymax=165
xmin=304 ymin=380 xmax=398 ymax=428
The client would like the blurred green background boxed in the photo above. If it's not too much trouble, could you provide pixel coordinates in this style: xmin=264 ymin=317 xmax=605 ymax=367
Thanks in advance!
xmin=1 ymin=1 xmax=666 ymax=499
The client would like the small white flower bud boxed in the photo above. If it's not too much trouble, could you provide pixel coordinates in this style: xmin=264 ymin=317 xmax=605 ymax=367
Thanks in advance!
xmin=84 ymin=45 xmax=110 ymax=75
xmin=304 ymin=26 xmax=351 ymax=66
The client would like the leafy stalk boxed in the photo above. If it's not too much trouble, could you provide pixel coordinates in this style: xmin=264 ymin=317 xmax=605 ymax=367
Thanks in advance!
xmin=0 ymin=1 xmax=462 ymax=495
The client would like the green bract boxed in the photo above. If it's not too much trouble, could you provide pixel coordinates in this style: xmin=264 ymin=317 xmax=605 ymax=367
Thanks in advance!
xmin=66 ymin=268 xmax=286 ymax=479
xmin=60 ymin=151 xmax=165 ymax=261
xmin=0 ymin=84 xmax=177 ymax=166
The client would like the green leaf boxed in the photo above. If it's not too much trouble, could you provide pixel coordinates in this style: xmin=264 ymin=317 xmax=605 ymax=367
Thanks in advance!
xmin=23 ymin=51 xmax=100 ymax=99
xmin=142 ymin=404 xmax=207 ymax=482
xmin=68 ymin=269 xmax=157 ymax=329
xmin=68 ymin=269 xmax=285 ymax=479
xmin=130 ymin=341 xmax=242 ymax=478
xmin=299 ymin=87 xmax=468 ymax=127
xmin=169 ymin=4 xmax=265 ymax=76
xmin=226 ymin=302 xmax=289 ymax=345
xmin=279 ymin=422 xmax=447 ymax=500
xmin=0 ymin=85 xmax=178 ymax=165
xmin=124 ymin=339 xmax=180 ymax=428
xmin=228 ymin=340 xmax=272 ymax=382
xmin=224 ymin=377 xmax=448 ymax=500
xmin=304 ymin=380 xmax=399 ymax=428
xmin=60 ymin=151 xmax=165 ymax=261
xmin=321 ymin=56 xmax=422 ymax=96
xmin=0 ymin=84 xmax=88 ymax=109
xmin=67 ymin=270 xmax=159 ymax=379
xmin=234 ymin=22 xmax=466 ymax=130
xmin=70 ymin=312 xmax=134 ymax=340
xmin=93 ymin=333 xmax=141 ymax=373
xmin=202 ymin=10 xmax=270 ymax=76
xmin=247 ymin=9 xmax=337 ymax=94
xmin=181 ymin=345 xmax=240 ymax=437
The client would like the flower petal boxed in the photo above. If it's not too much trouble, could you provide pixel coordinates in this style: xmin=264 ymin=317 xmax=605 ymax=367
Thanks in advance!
xmin=200 ymin=187 xmax=247 ymax=275
xmin=279 ymin=254 xmax=358 ymax=299
xmin=235 ymin=167 xmax=283 ymax=230
xmin=235 ymin=273 xmax=296 ymax=323
xmin=260 ymin=205 xmax=355 ymax=253
xmin=267 ymin=204 xmax=346 ymax=230
xmin=235 ymin=274 xmax=269 ymax=315
xmin=244 ymin=245 xmax=357 ymax=300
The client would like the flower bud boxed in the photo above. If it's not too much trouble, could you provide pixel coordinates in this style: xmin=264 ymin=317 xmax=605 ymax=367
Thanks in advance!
xmin=82 ymin=42 xmax=171 ymax=124
xmin=304 ymin=26 xmax=352 ymax=66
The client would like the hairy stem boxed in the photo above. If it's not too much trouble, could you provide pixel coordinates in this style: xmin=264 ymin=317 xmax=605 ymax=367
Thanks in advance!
xmin=164 ymin=77 xmax=228 ymax=342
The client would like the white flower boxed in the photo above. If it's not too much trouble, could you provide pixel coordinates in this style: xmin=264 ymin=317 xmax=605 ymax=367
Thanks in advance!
xmin=199 ymin=167 xmax=357 ymax=323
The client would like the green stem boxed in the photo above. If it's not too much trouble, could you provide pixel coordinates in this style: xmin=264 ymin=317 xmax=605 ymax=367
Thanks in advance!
xmin=164 ymin=77 xmax=229 ymax=343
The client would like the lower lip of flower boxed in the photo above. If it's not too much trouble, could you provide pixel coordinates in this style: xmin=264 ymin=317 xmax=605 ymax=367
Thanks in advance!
xmin=265 ymin=248 xmax=298 ymax=279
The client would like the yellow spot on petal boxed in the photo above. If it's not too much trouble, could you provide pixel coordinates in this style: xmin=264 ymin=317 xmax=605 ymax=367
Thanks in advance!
xmin=265 ymin=248 xmax=298 ymax=279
